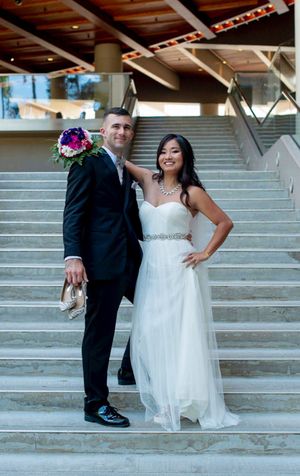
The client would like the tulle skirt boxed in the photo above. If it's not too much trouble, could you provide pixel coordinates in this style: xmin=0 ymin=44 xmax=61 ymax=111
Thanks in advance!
xmin=130 ymin=238 xmax=239 ymax=431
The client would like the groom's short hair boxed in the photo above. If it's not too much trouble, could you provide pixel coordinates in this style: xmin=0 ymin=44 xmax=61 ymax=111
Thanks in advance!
xmin=103 ymin=107 xmax=131 ymax=120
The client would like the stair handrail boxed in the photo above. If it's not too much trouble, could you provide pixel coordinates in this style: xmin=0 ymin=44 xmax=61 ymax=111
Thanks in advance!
xmin=228 ymin=78 xmax=266 ymax=155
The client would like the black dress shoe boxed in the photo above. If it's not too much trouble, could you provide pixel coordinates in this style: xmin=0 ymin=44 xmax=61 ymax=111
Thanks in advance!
xmin=117 ymin=367 xmax=136 ymax=385
xmin=84 ymin=404 xmax=130 ymax=427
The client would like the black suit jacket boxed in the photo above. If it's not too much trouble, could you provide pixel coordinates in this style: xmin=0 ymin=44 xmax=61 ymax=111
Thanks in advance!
xmin=63 ymin=148 xmax=142 ymax=280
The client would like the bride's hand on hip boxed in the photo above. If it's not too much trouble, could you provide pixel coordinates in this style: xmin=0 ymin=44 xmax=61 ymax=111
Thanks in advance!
xmin=182 ymin=251 xmax=209 ymax=268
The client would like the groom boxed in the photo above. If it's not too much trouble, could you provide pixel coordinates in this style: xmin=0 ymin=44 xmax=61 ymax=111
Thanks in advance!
xmin=63 ymin=107 xmax=142 ymax=427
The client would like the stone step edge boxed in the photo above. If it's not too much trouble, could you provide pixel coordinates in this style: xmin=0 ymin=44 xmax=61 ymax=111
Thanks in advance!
xmin=0 ymin=410 xmax=299 ymax=434
xmin=0 ymin=208 xmax=294 ymax=213
xmin=0 ymin=233 xmax=299 ymax=238
xmin=0 ymin=220 xmax=298 ymax=225
xmin=0 ymin=300 xmax=299 ymax=307
xmin=1 ymin=352 xmax=300 ymax=361
xmin=0 ymin=188 xmax=289 ymax=192
xmin=1 ymin=248 xmax=300 ymax=253
xmin=0 ymin=280 xmax=300 ymax=286
xmin=0 ymin=199 xmax=293 ymax=204
xmin=0 ymin=320 xmax=300 ymax=335
xmin=2 ymin=263 xmax=300 ymax=269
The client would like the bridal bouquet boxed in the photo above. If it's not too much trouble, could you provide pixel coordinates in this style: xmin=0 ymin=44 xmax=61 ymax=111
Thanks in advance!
xmin=51 ymin=127 xmax=100 ymax=168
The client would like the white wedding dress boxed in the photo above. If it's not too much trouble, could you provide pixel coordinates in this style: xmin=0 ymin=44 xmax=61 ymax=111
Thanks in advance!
xmin=131 ymin=200 xmax=240 ymax=431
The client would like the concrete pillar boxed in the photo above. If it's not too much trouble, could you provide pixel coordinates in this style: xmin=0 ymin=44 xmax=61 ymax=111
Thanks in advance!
xmin=94 ymin=43 xmax=127 ymax=112
xmin=95 ymin=43 xmax=123 ymax=73
xmin=201 ymin=103 xmax=219 ymax=116
xmin=50 ymin=77 xmax=66 ymax=100
xmin=50 ymin=77 xmax=66 ymax=118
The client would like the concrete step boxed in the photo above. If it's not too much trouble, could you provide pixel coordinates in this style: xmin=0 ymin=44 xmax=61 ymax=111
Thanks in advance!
xmin=1 ymin=188 xmax=289 ymax=201
xmin=0 ymin=249 xmax=64 ymax=263
xmin=0 ymin=222 xmax=63 ymax=233
xmin=0 ymin=248 xmax=299 ymax=264
xmin=0 ymin=346 xmax=299 ymax=377
xmin=140 ymin=164 xmax=247 ymax=170
xmin=1 ymin=233 xmax=300 ymax=249
xmin=216 ymin=250 xmax=300 ymax=264
xmin=0 ymin=410 xmax=300 ymax=456
xmin=232 ymin=221 xmax=300 ymax=233
xmin=1 ymin=280 xmax=300 ymax=301
xmin=2 ymin=263 xmax=300 ymax=282
xmin=225 ymin=234 xmax=300 ymax=248
xmin=1 ymin=209 xmax=298 ymax=221
xmin=0 ymin=179 xmax=283 ymax=191
xmin=1 ymin=325 xmax=299 ymax=349
xmin=134 ymin=128 xmax=235 ymax=134
xmin=0 ymin=453 xmax=299 ymax=476
xmin=0 ymin=172 xmax=67 ymax=180
xmin=0 ymin=300 xmax=299 ymax=324
xmin=203 ymin=180 xmax=282 ymax=189
xmin=0 ymin=170 xmax=279 ymax=182
xmin=131 ymin=153 xmax=243 ymax=159
xmin=208 ymin=189 xmax=289 ymax=198
xmin=0 ymin=190 xmax=66 ymax=200
xmin=131 ymin=150 xmax=242 ymax=156
xmin=133 ymin=184 xmax=290 ymax=200
xmin=212 ymin=281 xmax=300 ymax=301
xmin=0 ymin=200 xmax=65 ymax=210
xmin=0 ymin=375 xmax=300 ymax=413
xmin=0 ymin=180 xmax=66 ymax=190
xmin=0 ymin=198 xmax=293 ymax=211
xmin=1 ymin=220 xmax=299 ymax=234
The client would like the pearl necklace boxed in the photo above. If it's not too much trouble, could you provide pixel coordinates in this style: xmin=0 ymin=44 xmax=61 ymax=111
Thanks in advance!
xmin=159 ymin=180 xmax=181 ymax=196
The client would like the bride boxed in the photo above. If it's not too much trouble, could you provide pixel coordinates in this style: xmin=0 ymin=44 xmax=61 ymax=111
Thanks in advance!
xmin=125 ymin=133 xmax=239 ymax=432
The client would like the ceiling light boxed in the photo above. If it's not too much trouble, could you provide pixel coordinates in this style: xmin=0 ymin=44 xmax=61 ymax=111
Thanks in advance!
xmin=71 ymin=25 xmax=79 ymax=29
xmin=47 ymin=57 xmax=54 ymax=62
xmin=222 ymin=60 xmax=227 ymax=64
xmin=10 ymin=57 xmax=15 ymax=62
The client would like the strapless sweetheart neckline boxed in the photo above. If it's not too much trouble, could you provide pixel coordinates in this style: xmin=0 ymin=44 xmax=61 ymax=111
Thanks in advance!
xmin=142 ymin=200 xmax=192 ymax=216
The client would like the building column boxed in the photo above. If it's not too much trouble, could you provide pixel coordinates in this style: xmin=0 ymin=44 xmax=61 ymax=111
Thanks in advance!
xmin=94 ymin=43 xmax=127 ymax=109
xmin=201 ymin=103 xmax=219 ymax=116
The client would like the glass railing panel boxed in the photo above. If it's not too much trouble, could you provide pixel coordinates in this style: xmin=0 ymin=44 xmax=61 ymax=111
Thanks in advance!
xmin=0 ymin=73 xmax=131 ymax=121
xmin=236 ymin=71 xmax=282 ymax=113
xmin=254 ymin=98 xmax=298 ymax=150
xmin=269 ymin=45 xmax=296 ymax=93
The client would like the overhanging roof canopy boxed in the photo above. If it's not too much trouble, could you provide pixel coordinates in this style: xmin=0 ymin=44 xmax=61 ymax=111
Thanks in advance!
xmin=0 ymin=0 xmax=295 ymax=90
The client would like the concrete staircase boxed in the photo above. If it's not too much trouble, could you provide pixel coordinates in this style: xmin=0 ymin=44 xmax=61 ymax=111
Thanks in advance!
xmin=0 ymin=115 xmax=300 ymax=475
xmin=250 ymin=114 xmax=297 ymax=150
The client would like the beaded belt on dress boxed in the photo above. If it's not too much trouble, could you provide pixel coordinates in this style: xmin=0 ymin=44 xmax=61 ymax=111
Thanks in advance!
xmin=143 ymin=233 xmax=188 ymax=241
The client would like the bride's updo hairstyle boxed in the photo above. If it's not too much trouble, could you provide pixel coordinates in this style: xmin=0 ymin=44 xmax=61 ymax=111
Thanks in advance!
xmin=153 ymin=133 xmax=205 ymax=209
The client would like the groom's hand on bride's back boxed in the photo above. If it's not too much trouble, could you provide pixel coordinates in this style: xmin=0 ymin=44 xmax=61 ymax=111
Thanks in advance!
xmin=65 ymin=258 xmax=88 ymax=286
